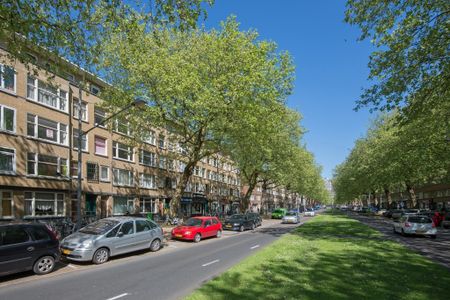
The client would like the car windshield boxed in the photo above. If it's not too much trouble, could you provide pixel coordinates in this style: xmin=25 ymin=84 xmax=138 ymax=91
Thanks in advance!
xmin=79 ymin=219 xmax=120 ymax=235
xmin=408 ymin=216 xmax=432 ymax=224
xmin=184 ymin=218 xmax=202 ymax=227
xmin=230 ymin=214 xmax=244 ymax=220
xmin=286 ymin=212 xmax=296 ymax=216
xmin=273 ymin=210 xmax=284 ymax=214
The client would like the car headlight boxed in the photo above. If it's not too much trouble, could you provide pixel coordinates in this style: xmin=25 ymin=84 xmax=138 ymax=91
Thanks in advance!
xmin=184 ymin=231 xmax=191 ymax=235
xmin=234 ymin=223 xmax=240 ymax=226
xmin=77 ymin=240 xmax=93 ymax=250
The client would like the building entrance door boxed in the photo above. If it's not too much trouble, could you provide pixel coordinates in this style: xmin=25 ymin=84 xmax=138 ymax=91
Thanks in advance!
xmin=85 ymin=194 xmax=97 ymax=216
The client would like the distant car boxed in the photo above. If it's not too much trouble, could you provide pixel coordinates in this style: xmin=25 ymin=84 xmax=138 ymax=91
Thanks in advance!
xmin=61 ymin=217 xmax=163 ymax=264
xmin=224 ymin=214 xmax=255 ymax=231
xmin=375 ymin=209 xmax=387 ymax=216
xmin=282 ymin=212 xmax=300 ymax=224
xmin=0 ymin=223 xmax=60 ymax=276
xmin=304 ymin=209 xmax=315 ymax=217
xmin=245 ymin=212 xmax=262 ymax=227
xmin=171 ymin=216 xmax=222 ymax=242
xmin=393 ymin=215 xmax=437 ymax=239
xmin=271 ymin=208 xmax=287 ymax=219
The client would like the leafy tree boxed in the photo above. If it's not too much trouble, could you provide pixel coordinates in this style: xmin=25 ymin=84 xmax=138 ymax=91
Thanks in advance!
xmin=99 ymin=18 xmax=296 ymax=216
xmin=345 ymin=0 xmax=450 ymax=119
xmin=0 ymin=0 xmax=214 ymax=70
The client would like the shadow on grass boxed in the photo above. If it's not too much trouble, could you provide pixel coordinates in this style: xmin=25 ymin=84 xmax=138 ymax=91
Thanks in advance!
xmin=187 ymin=215 xmax=450 ymax=300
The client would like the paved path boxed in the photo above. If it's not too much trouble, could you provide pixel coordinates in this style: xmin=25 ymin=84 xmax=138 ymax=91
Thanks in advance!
xmin=0 ymin=217 xmax=313 ymax=300
xmin=348 ymin=212 xmax=450 ymax=269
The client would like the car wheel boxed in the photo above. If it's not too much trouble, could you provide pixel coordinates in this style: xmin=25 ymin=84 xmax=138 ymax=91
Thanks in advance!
xmin=216 ymin=230 xmax=222 ymax=238
xmin=239 ymin=225 xmax=244 ymax=232
xmin=92 ymin=248 xmax=109 ymax=264
xmin=194 ymin=233 xmax=201 ymax=243
xmin=150 ymin=239 xmax=161 ymax=252
xmin=430 ymin=235 xmax=437 ymax=239
xmin=33 ymin=256 xmax=55 ymax=275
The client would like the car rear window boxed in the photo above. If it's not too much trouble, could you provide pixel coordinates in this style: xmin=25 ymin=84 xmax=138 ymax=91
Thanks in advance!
xmin=408 ymin=216 xmax=432 ymax=223
xmin=29 ymin=226 xmax=51 ymax=241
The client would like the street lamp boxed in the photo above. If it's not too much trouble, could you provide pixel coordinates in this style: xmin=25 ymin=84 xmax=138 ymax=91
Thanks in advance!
xmin=75 ymin=96 xmax=147 ymax=230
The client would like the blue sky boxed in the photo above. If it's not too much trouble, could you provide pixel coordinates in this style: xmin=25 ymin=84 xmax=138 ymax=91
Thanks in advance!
xmin=204 ymin=0 xmax=376 ymax=179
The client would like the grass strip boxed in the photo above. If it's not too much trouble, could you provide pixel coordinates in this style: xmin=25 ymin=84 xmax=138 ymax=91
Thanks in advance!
xmin=186 ymin=212 xmax=450 ymax=300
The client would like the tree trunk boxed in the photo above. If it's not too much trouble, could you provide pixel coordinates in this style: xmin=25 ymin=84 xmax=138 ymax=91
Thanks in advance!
xmin=170 ymin=160 xmax=196 ymax=218
xmin=406 ymin=184 xmax=417 ymax=208
xmin=240 ymin=171 xmax=259 ymax=213
xmin=384 ymin=188 xmax=392 ymax=209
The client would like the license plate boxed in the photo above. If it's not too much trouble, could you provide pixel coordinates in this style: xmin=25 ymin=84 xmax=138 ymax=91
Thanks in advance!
xmin=62 ymin=249 xmax=71 ymax=255
xmin=225 ymin=225 xmax=232 ymax=228
xmin=175 ymin=234 xmax=182 ymax=238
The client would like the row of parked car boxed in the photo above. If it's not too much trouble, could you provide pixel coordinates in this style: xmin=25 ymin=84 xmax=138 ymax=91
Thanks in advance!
xmin=0 ymin=212 xmax=266 ymax=277
xmin=351 ymin=206 xmax=449 ymax=239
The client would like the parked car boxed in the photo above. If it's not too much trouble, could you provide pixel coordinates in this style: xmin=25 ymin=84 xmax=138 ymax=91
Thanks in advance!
xmin=60 ymin=217 xmax=163 ymax=264
xmin=282 ymin=212 xmax=300 ymax=224
xmin=375 ymin=209 xmax=386 ymax=216
xmin=393 ymin=215 xmax=437 ymax=239
xmin=224 ymin=214 xmax=256 ymax=231
xmin=245 ymin=212 xmax=262 ymax=227
xmin=171 ymin=216 xmax=222 ymax=242
xmin=0 ymin=223 xmax=60 ymax=276
xmin=442 ymin=214 xmax=450 ymax=229
xmin=271 ymin=208 xmax=287 ymax=219
xmin=304 ymin=208 xmax=315 ymax=217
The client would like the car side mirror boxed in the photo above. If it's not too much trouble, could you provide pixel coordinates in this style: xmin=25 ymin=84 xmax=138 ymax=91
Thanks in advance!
xmin=118 ymin=232 xmax=124 ymax=237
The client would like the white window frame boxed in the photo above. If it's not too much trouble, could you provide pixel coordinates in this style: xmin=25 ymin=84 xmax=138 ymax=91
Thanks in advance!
xmin=139 ymin=198 xmax=157 ymax=213
xmin=0 ymin=190 xmax=13 ymax=218
xmin=0 ymin=104 xmax=16 ymax=133
xmin=100 ymin=165 xmax=110 ymax=182
xmin=0 ymin=147 xmax=16 ymax=174
xmin=27 ymin=113 xmax=68 ymax=146
xmin=139 ymin=149 xmax=156 ymax=167
xmin=145 ymin=130 xmax=156 ymax=145
xmin=27 ymin=75 xmax=68 ymax=112
xmin=73 ymin=100 xmax=88 ymax=122
xmin=139 ymin=173 xmax=156 ymax=189
xmin=94 ymin=107 xmax=106 ymax=128
xmin=73 ymin=128 xmax=88 ymax=152
xmin=112 ymin=168 xmax=134 ymax=187
xmin=112 ymin=141 xmax=134 ymax=162
xmin=0 ymin=65 xmax=16 ymax=94
xmin=27 ymin=153 xmax=68 ymax=177
xmin=114 ymin=119 xmax=132 ymax=136
xmin=94 ymin=136 xmax=107 ymax=156
xmin=24 ymin=191 xmax=65 ymax=217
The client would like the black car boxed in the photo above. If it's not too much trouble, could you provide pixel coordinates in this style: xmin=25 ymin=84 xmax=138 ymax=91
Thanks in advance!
xmin=223 ymin=214 xmax=255 ymax=232
xmin=0 ymin=223 xmax=60 ymax=276
xmin=245 ymin=212 xmax=262 ymax=227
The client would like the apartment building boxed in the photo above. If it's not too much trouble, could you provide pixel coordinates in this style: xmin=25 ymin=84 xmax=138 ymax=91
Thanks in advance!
xmin=0 ymin=48 xmax=241 ymax=221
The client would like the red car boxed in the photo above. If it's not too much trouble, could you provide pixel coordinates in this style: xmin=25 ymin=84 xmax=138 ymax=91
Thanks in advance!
xmin=171 ymin=216 xmax=222 ymax=242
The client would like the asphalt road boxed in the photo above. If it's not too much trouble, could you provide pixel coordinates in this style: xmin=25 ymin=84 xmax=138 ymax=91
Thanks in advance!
xmin=348 ymin=212 xmax=450 ymax=269
xmin=0 ymin=218 xmax=309 ymax=300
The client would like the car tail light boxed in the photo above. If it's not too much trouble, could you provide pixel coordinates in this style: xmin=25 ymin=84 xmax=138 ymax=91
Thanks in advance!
xmin=404 ymin=222 xmax=411 ymax=227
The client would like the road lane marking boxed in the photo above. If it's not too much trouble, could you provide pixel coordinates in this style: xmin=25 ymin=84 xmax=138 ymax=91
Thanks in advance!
xmin=202 ymin=259 xmax=220 ymax=267
xmin=250 ymin=245 xmax=260 ymax=250
xmin=106 ymin=293 xmax=129 ymax=300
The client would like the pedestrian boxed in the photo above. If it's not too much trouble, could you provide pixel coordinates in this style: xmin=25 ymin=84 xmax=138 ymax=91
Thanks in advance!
xmin=432 ymin=211 xmax=441 ymax=227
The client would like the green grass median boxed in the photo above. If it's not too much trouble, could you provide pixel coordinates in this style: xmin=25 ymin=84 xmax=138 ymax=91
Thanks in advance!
xmin=186 ymin=212 xmax=450 ymax=300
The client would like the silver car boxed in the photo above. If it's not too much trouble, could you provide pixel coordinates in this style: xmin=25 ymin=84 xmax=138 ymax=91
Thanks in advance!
xmin=60 ymin=217 xmax=164 ymax=264
xmin=393 ymin=215 xmax=437 ymax=239
xmin=282 ymin=212 xmax=300 ymax=224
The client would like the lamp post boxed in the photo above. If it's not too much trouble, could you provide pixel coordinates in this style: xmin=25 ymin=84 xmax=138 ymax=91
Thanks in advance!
xmin=75 ymin=96 xmax=147 ymax=230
